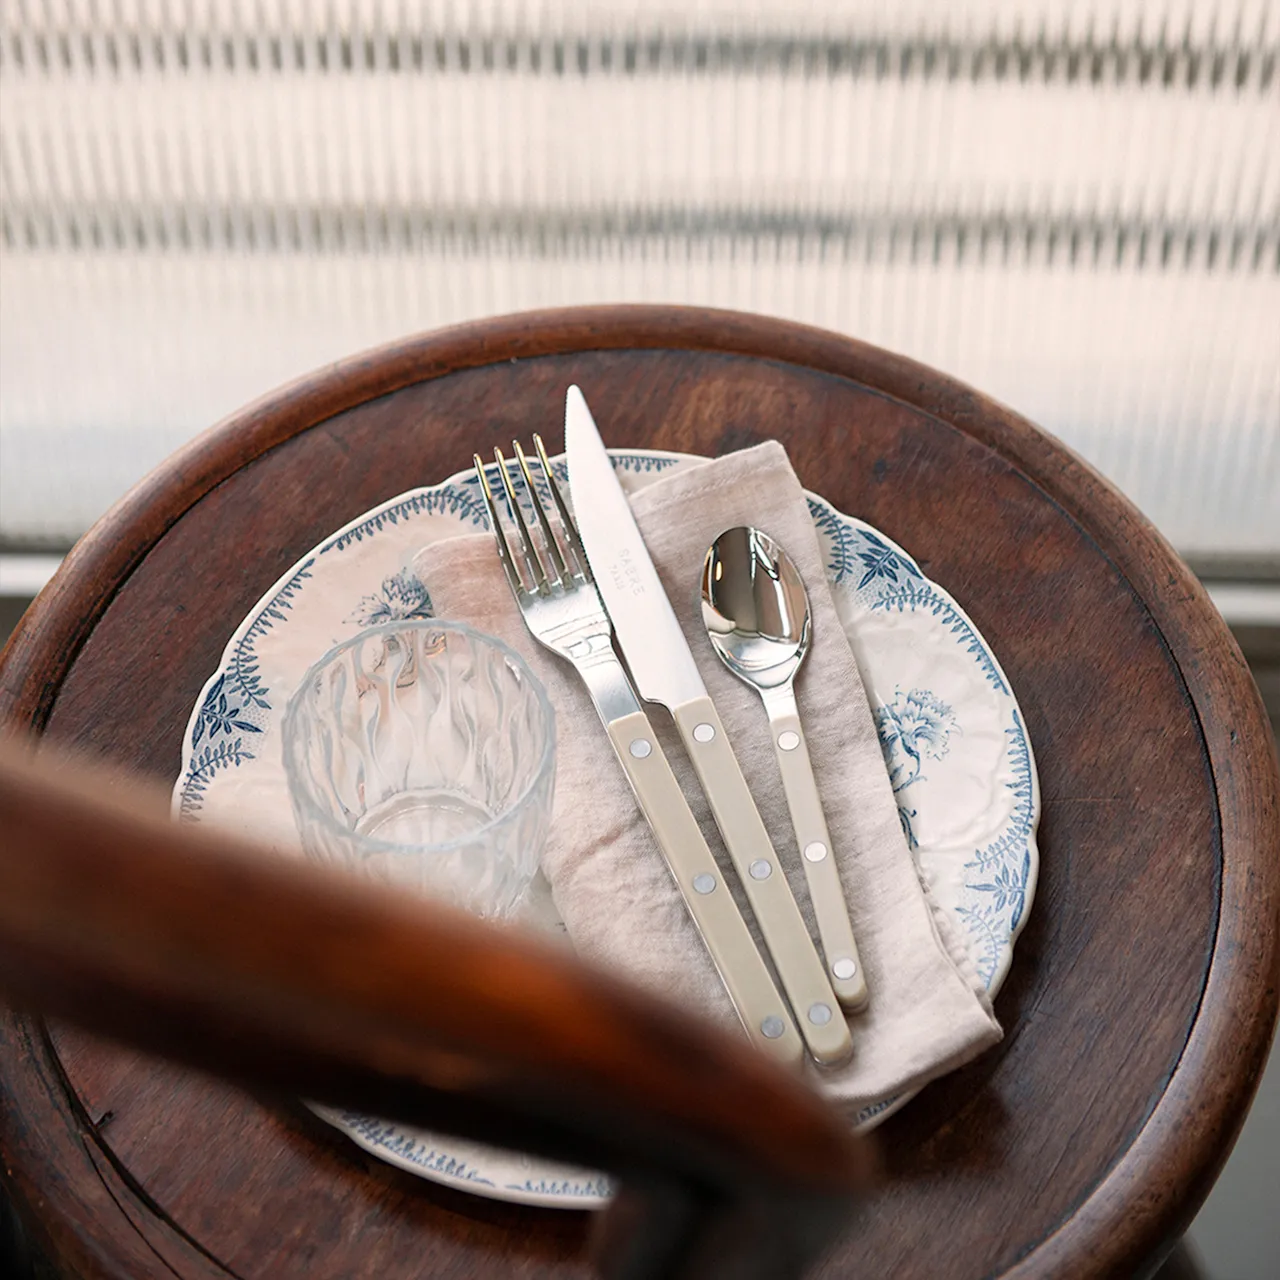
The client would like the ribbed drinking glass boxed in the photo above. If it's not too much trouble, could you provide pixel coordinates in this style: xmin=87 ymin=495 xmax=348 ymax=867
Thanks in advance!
xmin=282 ymin=620 xmax=555 ymax=919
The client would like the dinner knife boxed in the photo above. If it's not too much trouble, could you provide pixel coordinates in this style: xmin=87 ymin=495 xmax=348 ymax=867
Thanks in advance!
xmin=564 ymin=387 xmax=852 ymax=1066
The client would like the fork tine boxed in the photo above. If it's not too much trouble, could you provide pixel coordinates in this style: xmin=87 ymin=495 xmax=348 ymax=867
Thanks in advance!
xmin=533 ymin=433 xmax=592 ymax=582
xmin=495 ymin=446 xmax=550 ymax=589
xmin=474 ymin=453 xmax=527 ymax=596
xmin=514 ymin=440 xmax=570 ymax=585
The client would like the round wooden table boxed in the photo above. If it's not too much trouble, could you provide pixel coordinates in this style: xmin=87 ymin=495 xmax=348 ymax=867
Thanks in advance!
xmin=2 ymin=307 xmax=1277 ymax=1280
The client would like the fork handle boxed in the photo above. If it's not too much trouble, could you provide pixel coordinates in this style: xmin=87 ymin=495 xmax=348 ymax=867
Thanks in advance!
xmin=760 ymin=685 xmax=869 ymax=1012
xmin=672 ymin=697 xmax=853 ymax=1065
xmin=578 ymin=661 xmax=803 ymax=1067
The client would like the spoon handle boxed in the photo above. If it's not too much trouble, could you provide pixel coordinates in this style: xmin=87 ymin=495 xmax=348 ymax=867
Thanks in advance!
xmin=671 ymin=697 xmax=852 ymax=1066
xmin=760 ymin=685 xmax=870 ymax=1013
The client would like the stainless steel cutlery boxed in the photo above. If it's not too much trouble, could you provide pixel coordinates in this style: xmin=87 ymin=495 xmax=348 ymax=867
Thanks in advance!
xmin=475 ymin=388 xmax=867 ymax=1067
xmin=702 ymin=526 xmax=869 ymax=1012
xmin=475 ymin=434 xmax=805 ymax=1067
xmin=563 ymin=388 xmax=852 ymax=1066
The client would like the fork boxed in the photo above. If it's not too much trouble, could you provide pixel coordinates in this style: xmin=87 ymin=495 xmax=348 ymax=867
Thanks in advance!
xmin=475 ymin=437 xmax=804 ymax=1067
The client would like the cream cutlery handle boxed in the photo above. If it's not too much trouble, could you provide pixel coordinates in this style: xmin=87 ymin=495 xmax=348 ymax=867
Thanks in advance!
xmin=600 ymin=708 xmax=802 ymax=1066
xmin=762 ymin=686 xmax=869 ymax=1012
xmin=672 ymin=696 xmax=852 ymax=1066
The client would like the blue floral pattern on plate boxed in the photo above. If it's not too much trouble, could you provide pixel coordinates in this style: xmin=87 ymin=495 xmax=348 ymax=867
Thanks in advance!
xmin=346 ymin=568 xmax=434 ymax=627
xmin=875 ymin=688 xmax=961 ymax=850
xmin=173 ymin=449 xmax=1038 ymax=1208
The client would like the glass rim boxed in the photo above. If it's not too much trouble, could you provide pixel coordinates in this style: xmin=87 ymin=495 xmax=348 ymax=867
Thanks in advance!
xmin=281 ymin=618 xmax=556 ymax=857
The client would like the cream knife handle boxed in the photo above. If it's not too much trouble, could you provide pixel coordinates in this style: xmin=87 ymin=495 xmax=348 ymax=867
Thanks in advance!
xmin=577 ymin=660 xmax=803 ymax=1067
xmin=761 ymin=685 xmax=869 ymax=1012
xmin=671 ymin=696 xmax=852 ymax=1066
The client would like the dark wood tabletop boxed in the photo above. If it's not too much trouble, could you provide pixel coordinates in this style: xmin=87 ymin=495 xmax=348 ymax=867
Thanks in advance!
xmin=1 ymin=306 xmax=1277 ymax=1280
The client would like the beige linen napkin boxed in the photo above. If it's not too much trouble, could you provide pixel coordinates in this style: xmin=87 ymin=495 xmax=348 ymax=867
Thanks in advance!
xmin=413 ymin=441 xmax=1000 ymax=1116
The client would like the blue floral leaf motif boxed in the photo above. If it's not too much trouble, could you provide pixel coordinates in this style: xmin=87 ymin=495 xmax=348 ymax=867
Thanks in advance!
xmin=902 ymin=689 xmax=959 ymax=761
xmin=1009 ymin=849 xmax=1031 ymax=930
xmin=506 ymin=1177 xmax=614 ymax=1197
xmin=874 ymin=708 xmax=912 ymax=792
xmin=965 ymin=712 xmax=1035 ymax=874
xmin=857 ymin=550 xmax=894 ymax=590
xmin=324 ymin=479 xmax=494 ymax=552
xmin=335 ymin=1114 xmax=497 ymax=1185
xmin=193 ymin=673 xmax=266 ymax=745
xmin=895 ymin=801 xmax=919 ymax=849
xmin=955 ymin=904 xmax=1002 ymax=985
xmin=870 ymin=583 xmax=1010 ymax=694
xmin=874 ymin=688 xmax=959 ymax=795
xmin=191 ymin=674 xmax=226 ymax=747
xmin=347 ymin=570 xmax=434 ymax=628
xmin=178 ymin=736 xmax=257 ymax=819
xmin=969 ymin=863 xmax=1024 ymax=915
xmin=852 ymin=529 xmax=921 ymax=590
xmin=613 ymin=453 xmax=681 ymax=476
xmin=856 ymin=1097 xmax=899 ymax=1124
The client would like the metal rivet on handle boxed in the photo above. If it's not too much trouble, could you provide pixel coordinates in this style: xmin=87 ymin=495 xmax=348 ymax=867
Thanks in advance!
xmin=760 ymin=1016 xmax=786 ymax=1039
xmin=749 ymin=859 xmax=772 ymax=880
xmin=692 ymin=873 xmax=717 ymax=894
xmin=803 ymin=841 xmax=828 ymax=862
xmin=628 ymin=738 xmax=653 ymax=758
xmin=778 ymin=730 xmax=800 ymax=751
xmin=832 ymin=958 xmax=858 ymax=981
xmin=693 ymin=722 xmax=715 ymax=742
xmin=807 ymin=1003 xmax=833 ymax=1026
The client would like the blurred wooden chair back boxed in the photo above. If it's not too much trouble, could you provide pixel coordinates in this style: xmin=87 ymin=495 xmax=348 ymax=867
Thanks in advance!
xmin=0 ymin=737 xmax=871 ymax=1280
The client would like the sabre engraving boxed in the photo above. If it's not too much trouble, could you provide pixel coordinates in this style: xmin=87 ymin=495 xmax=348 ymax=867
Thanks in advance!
xmin=612 ymin=547 xmax=647 ymax=598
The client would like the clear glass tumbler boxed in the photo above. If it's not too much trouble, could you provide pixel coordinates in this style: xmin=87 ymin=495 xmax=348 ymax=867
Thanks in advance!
xmin=282 ymin=620 xmax=555 ymax=919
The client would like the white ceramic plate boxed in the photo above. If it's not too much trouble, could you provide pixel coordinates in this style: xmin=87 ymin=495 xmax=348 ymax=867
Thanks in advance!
xmin=173 ymin=450 xmax=1039 ymax=1209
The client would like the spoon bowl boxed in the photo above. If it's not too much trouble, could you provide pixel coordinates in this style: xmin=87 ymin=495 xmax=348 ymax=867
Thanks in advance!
xmin=701 ymin=527 xmax=811 ymax=691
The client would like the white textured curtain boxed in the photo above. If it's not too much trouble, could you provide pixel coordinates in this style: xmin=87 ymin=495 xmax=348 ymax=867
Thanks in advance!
xmin=1 ymin=1 xmax=1277 ymax=553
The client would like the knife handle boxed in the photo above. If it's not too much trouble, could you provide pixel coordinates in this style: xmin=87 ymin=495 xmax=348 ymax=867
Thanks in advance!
xmin=760 ymin=686 xmax=869 ymax=1012
xmin=578 ymin=663 xmax=803 ymax=1067
xmin=672 ymin=697 xmax=852 ymax=1066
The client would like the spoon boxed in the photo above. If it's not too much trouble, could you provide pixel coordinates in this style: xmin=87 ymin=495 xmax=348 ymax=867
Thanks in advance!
xmin=701 ymin=526 xmax=869 ymax=1012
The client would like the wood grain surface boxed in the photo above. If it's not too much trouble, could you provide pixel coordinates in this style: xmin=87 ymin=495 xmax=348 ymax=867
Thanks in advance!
xmin=1 ymin=306 xmax=1277 ymax=1280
